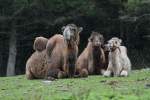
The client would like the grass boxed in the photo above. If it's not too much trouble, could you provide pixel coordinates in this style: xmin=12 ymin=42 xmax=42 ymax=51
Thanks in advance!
xmin=0 ymin=69 xmax=150 ymax=100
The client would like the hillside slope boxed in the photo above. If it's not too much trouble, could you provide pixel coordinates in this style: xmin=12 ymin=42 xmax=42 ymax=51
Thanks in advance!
xmin=0 ymin=69 xmax=150 ymax=100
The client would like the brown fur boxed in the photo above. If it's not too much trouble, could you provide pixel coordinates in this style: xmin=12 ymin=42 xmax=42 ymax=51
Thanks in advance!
xmin=26 ymin=24 xmax=82 ymax=80
xmin=45 ymin=34 xmax=67 ymax=78
xmin=26 ymin=36 xmax=49 ymax=79
xmin=26 ymin=50 xmax=48 ymax=79
xmin=76 ymin=32 xmax=106 ymax=77
xmin=26 ymin=35 xmax=67 ymax=79
xmin=101 ymin=44 xmax=110 ymax=74
xmin=46 ymin=24 xmax=82 ymax=79
xmin=33 ymin=36 xmax=48 ymax=51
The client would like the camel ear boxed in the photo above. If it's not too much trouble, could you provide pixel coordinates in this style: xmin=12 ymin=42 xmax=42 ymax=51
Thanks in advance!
xmin=88 ymin=35 xmax=93 ymax=42
xmin=101 ymin=35 xmax=104 ymax=44
xmin=119 ymin=39 xmax=122 ymax=44
xmin=78 ymin=27 xmax=83 ymax=34
xmin=61 ymin=26 xmax=66 ymax=33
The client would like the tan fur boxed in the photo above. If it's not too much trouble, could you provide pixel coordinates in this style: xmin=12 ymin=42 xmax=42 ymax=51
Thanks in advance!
xmin=46 ymin=34 xmax=68 ymax=78
xmin=103 ymin=37 xmax=131 ymax=77
xmin=26 ymin=37 xmax=49 ymax=79
xmin=26 ymin=24 xmax=82 ymax=80
xmin=26 ymin=50 xmax=48 ymax=79
xmin=25 ymin=34 xmax=70 ymax=79
xmin=33 ymin=36 xmax=48 ymax=51
xmin=46 ymin=34 xmax=79 ymax=78
xmin=76 ymin=32 xmax=106 ymax=77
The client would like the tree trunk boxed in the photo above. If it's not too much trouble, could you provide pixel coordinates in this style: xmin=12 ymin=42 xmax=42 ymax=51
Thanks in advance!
xmin=7 ymin=29 xmax=17 ymax=76
xmin=0 ymin=44 xmax=2 ymax=76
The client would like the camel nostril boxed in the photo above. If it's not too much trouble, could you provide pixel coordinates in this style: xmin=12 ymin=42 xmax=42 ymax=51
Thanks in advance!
xmin=96 ymin=41 xmax=100 ymax=44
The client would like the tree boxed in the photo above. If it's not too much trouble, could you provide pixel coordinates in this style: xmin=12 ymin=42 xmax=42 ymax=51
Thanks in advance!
xmin=6 ymin=24 xmax=17 ymax=76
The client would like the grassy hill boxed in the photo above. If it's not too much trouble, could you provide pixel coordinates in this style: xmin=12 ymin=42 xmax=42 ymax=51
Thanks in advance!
xmin=0 ymin=69 xmax=150 ymax=100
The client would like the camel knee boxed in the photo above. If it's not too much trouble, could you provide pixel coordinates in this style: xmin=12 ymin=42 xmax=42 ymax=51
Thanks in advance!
xmin=80 ymin=69 xmax=88 ymax=77
xmin=26 ymin=70 xmax=34 ymax=80
xmin=120 ymin=70 xmax=128 ymax=77
xmin=58 ymin=71 xmax=67 ymax=79
xmin=100 ymin=69 xmax=106 ymax=75
xmin=103 ymin=70 xmax=111 ymax=77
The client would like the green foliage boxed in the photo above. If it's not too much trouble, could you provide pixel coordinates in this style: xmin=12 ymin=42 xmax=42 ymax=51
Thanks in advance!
xmin=13 ymin=0 xmax=28 ymax=8
xmin=125 ymin=0 xmax=141 ymax=13
xmin=125 ymin=0 xmax=150 ymax=15
xmin=0 ymin=69 xmax=150 ymax=100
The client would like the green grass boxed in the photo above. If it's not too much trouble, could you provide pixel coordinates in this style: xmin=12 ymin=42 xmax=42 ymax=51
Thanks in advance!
xmin=0 ymin=69 xmax=150 ymax=100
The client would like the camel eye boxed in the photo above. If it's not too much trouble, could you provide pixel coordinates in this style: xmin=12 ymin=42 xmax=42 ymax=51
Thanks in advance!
xmin=115 ymin=41 xmax=118 ymax=44
xmin=100 ymin=37 xmax=103 ymax=41
xmin=99 ymin=37 xmax=101 ymax=40
xmin=71 ymin=28 xmax=76 ymax=32
xmin=90 ymin=37 xmax=94 ymax=41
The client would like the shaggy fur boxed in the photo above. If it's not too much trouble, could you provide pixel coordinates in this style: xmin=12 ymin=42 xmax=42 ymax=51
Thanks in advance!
xmin=26 ymin=36 xmax=48 ymax=79
xmin=102 ymin=44 xmax=110 ymax=74
xmin=33 ymin=36 xmax=48 ymax=51
xmin=26 ymin=24 xmax=82 ymax=80
xmin=26 ymin=50 xmax=48 ymax=79
xmin=103 ymin=37 xmax=131 ymax=77
xmin=76 ymin=32 xmax=106 ymax=77
xmin=46 ymin=24 xmax=83 ymax=79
